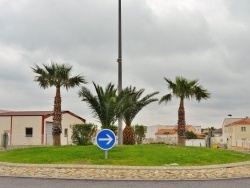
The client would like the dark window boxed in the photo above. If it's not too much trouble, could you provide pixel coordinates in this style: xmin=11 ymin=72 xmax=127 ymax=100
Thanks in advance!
xmin=241 ymin=127 xmax=246 ymax=132
xmin=64 ymin=128 xmax=68 ymax=137
xmin=26 ymin=128 xmax=33 ymax=137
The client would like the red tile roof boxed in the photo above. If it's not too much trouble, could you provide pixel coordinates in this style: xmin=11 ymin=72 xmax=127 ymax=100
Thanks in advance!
xmin=155 ymin=129 xmax=177 ymax=135
xmin=156 ymin=124 xmax=197 ymax=135
xmin=0 ymin=111 xmax=54 ymax=116
xmin=0 ymin=110 xmax=85 ymax=122
xmin=225 ymin=118 xmax=250 ymax=127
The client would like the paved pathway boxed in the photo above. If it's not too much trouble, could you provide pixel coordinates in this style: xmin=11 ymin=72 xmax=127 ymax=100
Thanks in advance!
xmin=0 ymin=161 xmax=250 ymax=180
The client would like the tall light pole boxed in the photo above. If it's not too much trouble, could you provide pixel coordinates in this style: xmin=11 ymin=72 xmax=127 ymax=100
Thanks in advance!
xmin=117 ymin=0 xmax=123 ymax=145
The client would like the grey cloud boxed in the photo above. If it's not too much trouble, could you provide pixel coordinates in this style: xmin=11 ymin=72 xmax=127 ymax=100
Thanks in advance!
xmin=123 ymin=6 xmax=215 ymax=58
xmin=0 ymin=0 xmax=250 ymax=128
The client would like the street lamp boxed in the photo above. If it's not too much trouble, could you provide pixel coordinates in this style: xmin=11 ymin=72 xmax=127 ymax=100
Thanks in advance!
xmin=117 ymin=0 xmax=123 ymax=145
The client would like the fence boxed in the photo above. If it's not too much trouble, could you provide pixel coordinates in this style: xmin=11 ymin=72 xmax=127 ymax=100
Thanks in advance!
xmin=236 ymin=140 xmax=250 ymax=149
xmin=186 ymin=139 xmax=206 ymax=147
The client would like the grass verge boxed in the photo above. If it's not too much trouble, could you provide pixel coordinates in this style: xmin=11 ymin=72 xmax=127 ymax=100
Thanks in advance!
xmin=0 ymin=144 xmax=249 ymax=166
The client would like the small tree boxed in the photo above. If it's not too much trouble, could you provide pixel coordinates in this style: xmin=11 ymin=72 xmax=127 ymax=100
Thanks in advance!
xmin=71 ymin=123 xmax=97 ymax=145
xmin=134 ymin=124 xmax=147 ymax=145
xmin=109 ymin=125 xmax=118 ymax=135
xmin=185 ymin=131 xmax=198 ymax=139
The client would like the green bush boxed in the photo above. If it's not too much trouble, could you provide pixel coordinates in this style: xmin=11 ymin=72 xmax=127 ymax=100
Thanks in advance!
xmin=134 ymin=124 xmax=147 ymax=144
xmin=109 ymin=125 xmax=118 ymax=135
xmin=71 ymin=123 xmax=97 ymax=145
xmin=185 ymin=131 xmax=198 ymax=139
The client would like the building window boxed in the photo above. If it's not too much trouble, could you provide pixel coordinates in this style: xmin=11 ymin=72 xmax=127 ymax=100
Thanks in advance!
xmin=241 ymin=127 xmax=246 ymax=132
xmin=25 ymin=128 xmax=33 ymax=137
xmin=64 ymin=128 xmax=68 ymax=137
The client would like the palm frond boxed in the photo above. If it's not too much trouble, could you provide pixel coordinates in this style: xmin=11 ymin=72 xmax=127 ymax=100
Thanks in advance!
xmin=159 ymin=93 xmax=172 ymax=104
xmin=121 ymin=87 xmax=159 ymax=125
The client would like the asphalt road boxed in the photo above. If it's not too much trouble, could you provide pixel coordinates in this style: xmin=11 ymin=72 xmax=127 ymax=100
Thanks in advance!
xmin=0 ymin=177 xmax=249 ymax=188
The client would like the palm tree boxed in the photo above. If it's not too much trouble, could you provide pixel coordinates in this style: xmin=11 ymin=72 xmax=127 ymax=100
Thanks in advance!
xmin=159 ymin=76 xmax=210 ymax=145
xmin=78 ymin=82 xmax=130 ymax=131
xmin=121 ymin=87 xmax=159 ymax=145
xmin=31 ymin=62 xmax=87 ymax=146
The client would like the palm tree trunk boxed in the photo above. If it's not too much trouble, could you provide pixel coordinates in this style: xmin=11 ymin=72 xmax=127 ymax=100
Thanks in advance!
xmin=178 ymin=98 xmax=186 ymax=146
xmin=123 ymin=124 xmax=135 ymax=145
xmin=53 ymin=87 xmax=62 ymax=146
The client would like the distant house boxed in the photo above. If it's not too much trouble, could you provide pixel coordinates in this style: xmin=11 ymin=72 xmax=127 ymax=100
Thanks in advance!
xmin=213 ymin=128 xmax=222 ymax=137
xmin=154 ymin=127 xmax=177 ymax=144
xmin=224 ymin=117 xmax=250 ymax=148
xmin=222 ymin=118 xmax=242 ymax=144
xmin=210 ymin=128 xmax=223 ymax=146
xmin=153 ymin=124 xmax=203 ymax=144
xmin=0 ymin=111 xmax=85 ymax=146
xmin=144 ymin=125 xmax=171 ymax=143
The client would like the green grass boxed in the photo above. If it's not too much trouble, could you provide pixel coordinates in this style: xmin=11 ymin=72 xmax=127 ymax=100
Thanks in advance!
xmin=0 ymin=144 xmax=249 ymax=166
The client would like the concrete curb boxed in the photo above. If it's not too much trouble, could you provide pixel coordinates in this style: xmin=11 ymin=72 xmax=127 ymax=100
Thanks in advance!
xmin=1 ymin=161 xmax=250 ymax=169
xmin=0 ymin=161 xmax=250 ymax=180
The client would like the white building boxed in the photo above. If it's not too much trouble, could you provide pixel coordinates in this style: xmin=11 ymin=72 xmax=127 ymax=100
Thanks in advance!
xmin=144 ymin=125 xmax=170 ymax=142
xmin=193 ymin=126 xmax=202 ymax=134
xmin=224 ymin=118 xmax=250 ymax=148
xmin=0 ymin=111 xmax=85 ymax=146
xmin=222 ymin=118 xmax=242 ymax=144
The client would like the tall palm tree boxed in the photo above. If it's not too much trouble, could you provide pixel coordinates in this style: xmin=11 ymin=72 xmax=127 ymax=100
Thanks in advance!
xmin=122 ymin=87 xmax=159 ymax=145
xmin=78 ymin=82 xmax=131 ymax=131
xmin=31 ymin=62 xmax=87 ymax=146
xmin=159 ymin=76 xmax=210 ymax=145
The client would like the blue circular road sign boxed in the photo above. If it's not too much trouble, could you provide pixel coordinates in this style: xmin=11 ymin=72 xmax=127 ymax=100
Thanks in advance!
xmin=96 ymin=129 xmax=116 ymax=150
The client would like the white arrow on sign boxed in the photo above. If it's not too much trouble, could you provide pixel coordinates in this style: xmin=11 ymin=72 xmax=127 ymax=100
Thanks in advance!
xmin=98 ymin=134 xmax=113 ymax=145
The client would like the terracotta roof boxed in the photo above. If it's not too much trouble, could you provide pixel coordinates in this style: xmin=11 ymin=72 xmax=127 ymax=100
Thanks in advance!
xmin=222 ymin=118 xmax=243 ymax=127
xmin=155 ymin=129 xmax=177 ymax=135
xmin=0 ymin=110 xmax=85 ymax=122
xmin=225 ymin=118 xmax=250 ymax=127
xmin=0 ymin=111 xmax=54 ymax=116
xmin=156 ymin=124 xmax=198 ymax=135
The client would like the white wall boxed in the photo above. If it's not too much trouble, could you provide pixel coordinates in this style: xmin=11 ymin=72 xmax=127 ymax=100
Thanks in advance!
xmin=11 ymin=116 xmax=42 ymax=145
xmin=194 ymin=126 xmax=201 ymax=134
xmin=155 ymin=134 xmax=177 ymax=144
xmin=186 ymin=139 xmax=206 ymax=147
xmin=0 ymin=116 xmax=11 ymax=146
xmin=0 ymin=116 xmax=11 ymax=134
xmin=236 ymin=140 xmax=250 ymax=149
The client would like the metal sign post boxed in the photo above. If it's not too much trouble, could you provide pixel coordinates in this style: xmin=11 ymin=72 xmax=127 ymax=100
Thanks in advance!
xmin=105 ymin=150 xmax=108 ymax=159
xmin=117 ymin=0 xmax=123 ymax=145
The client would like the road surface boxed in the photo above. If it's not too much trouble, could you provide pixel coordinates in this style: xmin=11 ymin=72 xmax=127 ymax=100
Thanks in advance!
xmin=0 ymin=177 xmax=249 ymax=188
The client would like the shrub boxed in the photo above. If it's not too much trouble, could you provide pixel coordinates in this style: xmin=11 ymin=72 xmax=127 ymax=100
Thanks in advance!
xmin=109 ymin=125 xmax=118 ymax=135
xmin=134 ymin=124 xmax=147 ymax=144
xmin=185 ymin=131 xmax=198 ymax=139
xmin=71 ymin=123 xmax=97 ymax=145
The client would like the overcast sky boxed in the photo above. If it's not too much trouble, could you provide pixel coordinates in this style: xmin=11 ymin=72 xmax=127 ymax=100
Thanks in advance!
xmin=1 ymin=0 xmax=250 ymax=128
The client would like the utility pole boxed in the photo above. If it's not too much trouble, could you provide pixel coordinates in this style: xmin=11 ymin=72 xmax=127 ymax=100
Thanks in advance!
xmin=117 ymin=0 xmax=123 ymax=145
